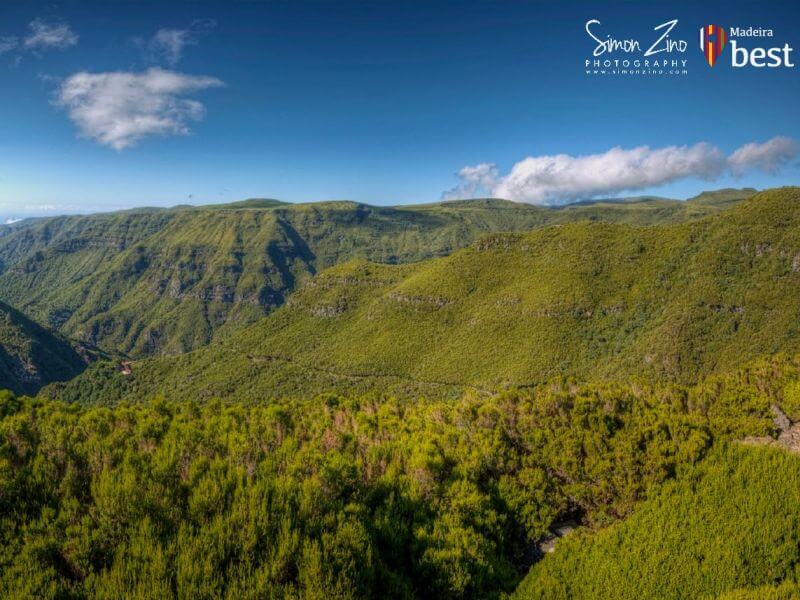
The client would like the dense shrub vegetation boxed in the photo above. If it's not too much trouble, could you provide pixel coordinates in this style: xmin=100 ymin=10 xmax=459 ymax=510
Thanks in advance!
xmin=3 ymin=355 xmax=792 ymax=598
xmin=514 ymin=443 xmax=800 ymax=600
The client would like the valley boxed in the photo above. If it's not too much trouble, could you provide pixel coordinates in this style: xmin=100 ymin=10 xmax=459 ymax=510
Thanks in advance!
xmin=52 ymin=187 xmax=800 ymax=405
xmin=5 ymin=186 xmax=800 ymax=599
xmin=0 ymin=300 xmax=88 ymax=395
xmin=0 ymin=189 xmax=754 ymax=359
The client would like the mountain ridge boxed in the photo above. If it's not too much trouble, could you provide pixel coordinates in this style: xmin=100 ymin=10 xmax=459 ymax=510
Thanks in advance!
xmin=0 ymin=187 xmax=756 ymax=223
xmin=50 ymin=187 xmax=799 ymax=404
xmin=0 ymin=188 xmax=756 ymax=358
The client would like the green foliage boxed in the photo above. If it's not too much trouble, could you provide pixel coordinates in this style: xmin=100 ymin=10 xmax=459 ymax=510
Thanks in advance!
xmin=2 ymin=364 xmax=778 ymax=599
xmin=59 ymin=188 xmax=800 ymax=404
xmin=0 ymin=301 xmax=86 ymax=395
xmin=0 ymin=190 xmax=754 ymax=358
xmin=2 ymin=186 xmax=797 ymax=600
xmin=781 ymin=380 xmax=800 ymax=422
xmin=715 ymin=581 xmax=800 ymax=599
xmin=514 ymin=443 xmax=800 ymax=600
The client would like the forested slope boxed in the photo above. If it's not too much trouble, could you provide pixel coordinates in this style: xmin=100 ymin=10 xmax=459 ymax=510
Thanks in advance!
xmin=57 ymin=188 xmax=800 ymax=404
xmin=0 ymin=189 xmax=754 ymax=358
xmin=0 ymin=301 xmax=86 ymax=395
xmin=514 ymin=443 xmax=800 ymax=600
xmin=4 ymin=187 xmax=800 ymax=600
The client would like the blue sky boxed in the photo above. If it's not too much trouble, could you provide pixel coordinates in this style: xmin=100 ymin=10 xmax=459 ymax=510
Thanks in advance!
xmin=1 ymin=0 xmax=799 ymax=219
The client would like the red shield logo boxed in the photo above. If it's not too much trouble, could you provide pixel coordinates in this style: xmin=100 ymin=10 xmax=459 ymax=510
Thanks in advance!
xmin=699 ymin=24 xmax=728 ymax=67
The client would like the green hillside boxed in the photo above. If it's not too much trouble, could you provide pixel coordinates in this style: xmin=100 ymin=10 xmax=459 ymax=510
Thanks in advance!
xmin=513 ymin=443 xmax=800 ymax=600
xmin=0 ymin=189 xmax=754 ymax=358
xmin=3 ymin=186 xmax=798 ymax=600
xmin=0 ymin=301 xmax=86 ymax=395
xmin=687 ymin=187 xmax=759 ymax=208
xmin=58 ymin=187 xmax=800 ymax=404
xmin=0 ymin=209 xmax=173 ymax=275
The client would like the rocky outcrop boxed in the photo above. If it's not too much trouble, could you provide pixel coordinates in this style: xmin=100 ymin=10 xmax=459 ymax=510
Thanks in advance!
xmin=537 ymin=520 xmax=578 ymax=555
xmin=741 ymin=405 xmax=800 ymax=454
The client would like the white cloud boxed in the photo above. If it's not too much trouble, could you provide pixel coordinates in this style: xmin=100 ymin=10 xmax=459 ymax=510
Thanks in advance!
xmin=24 ymin=19 xmax=78 ymax=51
xmin=0 ymin=18 xmax=76 ymax=65
xmin=442 ymin=163 xmax=499 ymax=200
xmin=140 ymin=19 xmax=216 ymax=66
xmin=150 ymin=29 xmax=193 ymax=66
xmin=55 ymin=67 xmax=224 ymax=150
xmin=0 ymin=37 xmax=18 ymax=55
xmin=444 ymin=137 xmax=799 ymax=205
xmin=728 ymin=136 xmax=799 ymax=175
xmin=493 ymin=143 xmax=726 ymax=204
xmin=4 ymin=217 xmax=22 ymax=225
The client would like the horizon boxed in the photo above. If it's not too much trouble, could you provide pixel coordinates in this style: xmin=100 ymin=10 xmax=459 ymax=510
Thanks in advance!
xmin=0 ymin=185 xmax=767 ymax=223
